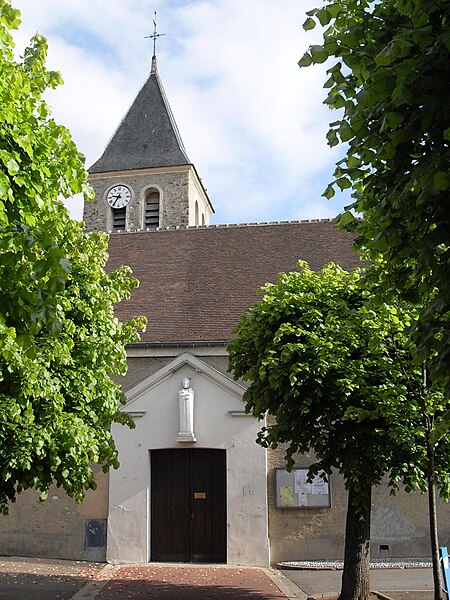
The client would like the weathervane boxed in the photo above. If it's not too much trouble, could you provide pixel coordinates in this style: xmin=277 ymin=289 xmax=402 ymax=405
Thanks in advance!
xmin=146 ymin=11 xmax=165 ymax=57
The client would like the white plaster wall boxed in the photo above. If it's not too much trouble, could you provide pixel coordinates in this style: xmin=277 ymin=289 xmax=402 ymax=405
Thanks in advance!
xmin=108 ymin=357 xmax=269 ymax=566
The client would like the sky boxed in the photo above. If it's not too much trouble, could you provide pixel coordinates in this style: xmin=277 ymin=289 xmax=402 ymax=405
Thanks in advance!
xmin=12 ymin=0 xmax=351 ymax=225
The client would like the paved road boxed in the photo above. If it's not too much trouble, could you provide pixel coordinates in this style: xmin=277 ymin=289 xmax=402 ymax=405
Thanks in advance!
xmin=282 ymin=566 xmax=436 ymax=599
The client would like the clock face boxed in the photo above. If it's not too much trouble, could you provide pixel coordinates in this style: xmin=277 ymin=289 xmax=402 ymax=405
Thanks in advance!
xmin=106 ymin=184 xmax=132 ymax=209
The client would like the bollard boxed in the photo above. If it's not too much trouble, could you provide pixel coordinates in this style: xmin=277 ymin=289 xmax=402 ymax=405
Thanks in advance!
xmin=440 ymin=546 xmax=450 ymax=599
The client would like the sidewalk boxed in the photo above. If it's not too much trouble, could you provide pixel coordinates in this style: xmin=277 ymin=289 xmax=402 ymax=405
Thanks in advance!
xmin=0 ymin=557 xmax=304 ymax=600
xmin=94 ymin=564 xmax=303 ymax=599
xmin=0 ymin=556 xmax=104 ymax=600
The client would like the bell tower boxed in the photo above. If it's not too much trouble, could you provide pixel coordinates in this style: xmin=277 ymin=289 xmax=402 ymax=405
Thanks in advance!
xmin=84 ymin=52 xmax=213 ymax=233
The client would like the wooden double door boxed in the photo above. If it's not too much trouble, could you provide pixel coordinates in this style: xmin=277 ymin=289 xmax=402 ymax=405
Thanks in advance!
xmin=151 ymin=448 xmax=227 ymax=563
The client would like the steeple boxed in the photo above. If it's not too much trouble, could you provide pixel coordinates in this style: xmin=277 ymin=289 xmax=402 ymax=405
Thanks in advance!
xmin=89 ymin=11 xmax=180 ymax=174
xmin=84 ymin=32 xmax=214 ymax=233
xmin=89 ymin=69 xmax=190 ymax=174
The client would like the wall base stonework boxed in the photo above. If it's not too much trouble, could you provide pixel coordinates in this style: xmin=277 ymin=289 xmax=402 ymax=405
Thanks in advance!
xmin=0 ymin=467 xmax=109 ymax=562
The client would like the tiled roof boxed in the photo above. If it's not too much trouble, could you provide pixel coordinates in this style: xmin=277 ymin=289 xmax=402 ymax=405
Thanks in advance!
xmin=107 ymin=221 xmax=361 ymax=344
xmin=89 ymin=70 xmax=189 ymax=174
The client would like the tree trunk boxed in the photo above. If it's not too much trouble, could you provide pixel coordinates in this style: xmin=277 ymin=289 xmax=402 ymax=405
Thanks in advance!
xmin=420 ymin=366 xmax=444 ymax=600
xmin=426 ymin=437 xmax=445 ymax=600
xmin=339 ymin=481 xmax=372 ymax=600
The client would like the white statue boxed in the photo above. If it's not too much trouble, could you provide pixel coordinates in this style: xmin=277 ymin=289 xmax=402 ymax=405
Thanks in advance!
xmin=176 ymin=377 xmax=196 ymax=442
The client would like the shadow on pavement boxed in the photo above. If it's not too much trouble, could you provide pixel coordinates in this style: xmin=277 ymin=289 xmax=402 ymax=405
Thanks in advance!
xmin=0 ymin=561 xmax=290 ymax=600
xmin=0 ymin=570 xmax=89 ymax=600
xmin=96 ymin=565 xmax=287 ymax=600
xmin=98 ymin=577 xmax=286 ymax=599
xmin=0 ymin=557 xmax=104 ymax=600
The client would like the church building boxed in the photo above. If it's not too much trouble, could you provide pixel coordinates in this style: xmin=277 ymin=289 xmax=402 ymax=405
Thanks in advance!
xmin=1 ymin=53 xmax=449 ymax=566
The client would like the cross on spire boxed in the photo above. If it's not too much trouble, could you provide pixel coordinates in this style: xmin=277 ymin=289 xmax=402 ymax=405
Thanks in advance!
xmin=146 ymin=11 xmax=165 ymax=72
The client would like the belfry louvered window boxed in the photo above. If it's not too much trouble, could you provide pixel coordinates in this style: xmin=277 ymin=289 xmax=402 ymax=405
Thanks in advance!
xmin=145 ymin=188 xmax=160 ymax=229
xmin=112 ymin=207 xmax=126 ymax=231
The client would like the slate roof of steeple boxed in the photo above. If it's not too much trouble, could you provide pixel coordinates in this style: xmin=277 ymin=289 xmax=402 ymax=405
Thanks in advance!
xmin=89 ymin=63 xmax=190 ymax=173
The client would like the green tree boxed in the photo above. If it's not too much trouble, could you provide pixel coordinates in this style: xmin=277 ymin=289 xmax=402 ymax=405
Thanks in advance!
xmin=299 ymin=0 xmax=450 ymax=391
xmin=228 ymin=262 xmax=449 ymax=600
xmin=0 ymin=1 xmax=145 ymax=513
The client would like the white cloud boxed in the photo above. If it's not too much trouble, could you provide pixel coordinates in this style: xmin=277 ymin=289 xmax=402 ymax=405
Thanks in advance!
xmin=11 ymin=0 xmax=344 ymax=223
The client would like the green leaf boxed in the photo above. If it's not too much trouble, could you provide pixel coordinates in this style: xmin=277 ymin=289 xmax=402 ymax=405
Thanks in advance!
xmin=326 ymin=128 xmax=339 ymax=147
xmin=0 ymin=171 xmax=10 ymax=198
xmin=434 ymin=172 xmax=449 ymax=191
xmin=336 ymin=177 xmax=352 ymax=191
xmin=339 ymin=124 xmax=354 ymax=142
xmin=337 ymin=211 xmax=356 ymax=226
xmin=386 ymin=111 xmax=404 ymax=129
xmin=397 ymin=0 xmax=413 ymax=16
xmin=6 ymin=158 xmax=20 ymax=174
xmin=310 ymin=45 xmax=329 ymax=64
xmin=322 ymin=185 xmax=335 ymax=200
xmin=316 ymin=8 xmax=332 ymax=27
xmin=298 ymin=52 xmax=313 ymax=68
xmin=59 ymin=257 xmax=72 ymax=274
xmin=303 ymin=17 xmax=316 ymax=31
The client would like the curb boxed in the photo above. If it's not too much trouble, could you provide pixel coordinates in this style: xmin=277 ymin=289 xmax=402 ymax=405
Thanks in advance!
xmin=264 ymin=568 xmax=308 ymax=599
xmin=70 ymin=564 xmax=117 ymax=600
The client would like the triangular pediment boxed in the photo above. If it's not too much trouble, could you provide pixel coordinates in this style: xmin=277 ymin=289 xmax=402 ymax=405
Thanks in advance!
xmin=124 ymin=352 xmax=246 ymax=411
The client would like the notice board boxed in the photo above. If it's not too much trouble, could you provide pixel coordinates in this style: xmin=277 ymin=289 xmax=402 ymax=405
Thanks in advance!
xmin=275 ymin=467 xmax=331 ymax=508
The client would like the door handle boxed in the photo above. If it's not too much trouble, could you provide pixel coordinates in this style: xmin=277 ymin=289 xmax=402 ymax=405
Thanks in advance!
xmin=190 ymin=509 xmax=195 ymax=521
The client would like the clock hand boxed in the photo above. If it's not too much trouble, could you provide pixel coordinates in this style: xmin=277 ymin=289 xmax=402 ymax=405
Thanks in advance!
xmin=111 ymin=194 xmax=122 ymax=207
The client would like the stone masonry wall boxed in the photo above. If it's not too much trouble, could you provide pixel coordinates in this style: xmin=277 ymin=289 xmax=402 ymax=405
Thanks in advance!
xmin=0 ymin=466 xmax=109 ymax=562
xmin=267 ymin=443 xmax=450 ymax=564
xmin=85 ymin=169 xmax=191 ymax=232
